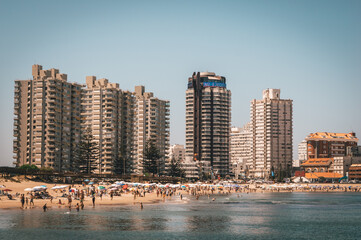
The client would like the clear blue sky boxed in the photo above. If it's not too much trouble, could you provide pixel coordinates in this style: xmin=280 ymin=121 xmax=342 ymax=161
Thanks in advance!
xmin=0 ymin=0 xmax=360 ymax=166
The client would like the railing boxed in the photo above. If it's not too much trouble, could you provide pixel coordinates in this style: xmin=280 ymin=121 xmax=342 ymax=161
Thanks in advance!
xmin=0 ymin=167 xmax=182 ymax=183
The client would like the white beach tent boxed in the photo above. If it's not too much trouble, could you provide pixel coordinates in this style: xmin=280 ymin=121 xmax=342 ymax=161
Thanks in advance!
xmin=292 ymin=177 xmax=310 ymax=183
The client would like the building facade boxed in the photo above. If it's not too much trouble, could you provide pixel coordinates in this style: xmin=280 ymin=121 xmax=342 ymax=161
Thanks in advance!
xmin=14 ymin=65 xmax=169 ymax=175
xmin=13 ymin=65 xmax=82 ymax=170
xmin=249 ymin=89 xmax=293 ymax=179
xmin=294 ymin=140 xmax=307 ymax=167
xmin=133 ymin=86 xmax=170 ymax=175
xmin=306 ymin=132 xmax=358 ymax=159
xmin=230 ymin=123 xmax=252 ymax=178
xmin=185 ymin=72 xmax=231 ymax=178
xmin=81 ymin=76 xmax=129 ymax=174
xmin=169 ymin=144 xmax=185 ymax=162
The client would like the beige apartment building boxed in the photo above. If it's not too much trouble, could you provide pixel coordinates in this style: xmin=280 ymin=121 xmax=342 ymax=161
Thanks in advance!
xmin=249 ymin=89 xmax=293 ymax=178
xmin=185 ymin=72 xmax=231 ymax=178
xmin=13 ymin=65 xmax=82 ymax=171
xmin=14 ymin=65 xmax=169 ymax=175
xmin=82 ymin=76 xmax=136 ymax=174
xmin=133 ymin=86 xmax=170 ymax=175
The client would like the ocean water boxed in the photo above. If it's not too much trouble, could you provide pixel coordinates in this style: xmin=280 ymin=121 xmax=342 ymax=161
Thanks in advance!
xmin=1 ymin=192 xmax=361 ymax=240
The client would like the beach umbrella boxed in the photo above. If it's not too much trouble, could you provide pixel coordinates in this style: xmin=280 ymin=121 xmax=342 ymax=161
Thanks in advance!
xmin=3 ymin=189 xmax=12 ymax=192
xmin=98 ymin=186 xmax=105 ymax=190
xmin=40 ymin=185 xmax=47 ymax=188
xmin=122 ymin=185 xmax=128 ymax=189
xmin=181 ymin=185 xmax=186 ymax=188
xmin=84 ymin=179 xmax=90 ymax=182
xmin=88 ymin=182 xmax=94 ymax=185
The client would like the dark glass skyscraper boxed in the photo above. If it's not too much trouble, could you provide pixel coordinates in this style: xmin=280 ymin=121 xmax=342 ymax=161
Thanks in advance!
xmin=185 ymin=72 xmax=231 ymax=178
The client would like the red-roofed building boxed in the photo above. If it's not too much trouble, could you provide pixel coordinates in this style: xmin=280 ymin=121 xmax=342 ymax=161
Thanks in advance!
xmin=301 ymin=158 xmax=333 ymax=173
xmin=306 ymin=132 xmax=358 ymax=159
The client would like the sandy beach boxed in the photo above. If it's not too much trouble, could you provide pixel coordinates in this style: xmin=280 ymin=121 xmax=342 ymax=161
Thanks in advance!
xmin=0 ymin=177 xmax=164 ymax=210
xmin=1 ymin=176 xmax=361 ymax=210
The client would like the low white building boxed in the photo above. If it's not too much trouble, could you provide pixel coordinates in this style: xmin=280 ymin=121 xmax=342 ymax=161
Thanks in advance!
xmin=333 ymin=156 xmax=361 ymax=177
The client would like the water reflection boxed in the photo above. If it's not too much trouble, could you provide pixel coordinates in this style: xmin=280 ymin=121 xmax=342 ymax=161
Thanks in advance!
xmin=1 ymin=193 xmax=361 ymax=240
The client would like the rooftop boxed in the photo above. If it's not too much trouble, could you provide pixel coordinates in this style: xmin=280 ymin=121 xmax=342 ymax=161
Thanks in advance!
xmin=305 ymin=172 xmax=343 ymax=179
xmin=306 ymin=132 xmax=358 ymax=142
xmin=301 ymin=158 xmax=333 ymax=167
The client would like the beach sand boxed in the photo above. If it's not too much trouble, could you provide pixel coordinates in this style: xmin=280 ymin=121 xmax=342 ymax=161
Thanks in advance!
xmin=0 ymin=177 xmax=163 ymax=210
xmin=1 ymin=176 xmax=361 ymax=210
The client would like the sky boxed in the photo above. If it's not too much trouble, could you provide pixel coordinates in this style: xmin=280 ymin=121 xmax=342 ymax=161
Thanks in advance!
xmin=0 ymin=0 xmax=360 ymax=166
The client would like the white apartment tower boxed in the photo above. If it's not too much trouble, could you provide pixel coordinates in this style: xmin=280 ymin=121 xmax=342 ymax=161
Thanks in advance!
xmin=13 ymin=65 xmax=82 ymax=170
xmin=249 ymin=89 xmax=293 ymax=178
xmin=294 ymin=140 xmax=307 ymax=167
xmin=133 ymin=86 xmax=170 ymax=174
xmin=230 ymin=123 xmax=252 ymax=177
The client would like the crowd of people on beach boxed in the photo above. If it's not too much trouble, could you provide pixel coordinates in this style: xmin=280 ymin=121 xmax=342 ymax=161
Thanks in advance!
xmin=1 ymin=180 xmax=361 ymax=212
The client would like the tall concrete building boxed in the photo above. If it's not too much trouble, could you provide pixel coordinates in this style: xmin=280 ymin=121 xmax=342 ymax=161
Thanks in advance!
xmin=249 ymin=89 xmax=293 ymax=178
xmin=133 ymin=86 xmax=170 ymax=175
xmin=13 ymin=65 xmax=82 ymax=171
xmin=14 ymin=65 xmax=169 ymax=175
xmin=81 ymin=76 xmax=136 ymax=174
xmin=230 ymin=123 xmax=252 ymax=178
xmin=185 ymin=72 xmax=231 ymax=178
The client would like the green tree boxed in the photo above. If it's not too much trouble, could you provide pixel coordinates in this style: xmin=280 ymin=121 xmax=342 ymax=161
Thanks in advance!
xmin=143 ymin=140 xmax=162 ymax=175
xmin=73 ymin=128 xmax=99 ymax=174
xmin=18 ymin=164 xmax=39 ymax=171
xmin=169 ymin=156 xmax=183 ymax=177
xmin=113 ymin=148 xmax=132 ymax=175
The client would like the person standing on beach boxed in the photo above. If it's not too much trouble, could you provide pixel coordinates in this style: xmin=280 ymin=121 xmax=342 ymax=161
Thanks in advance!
xmin=43 ymin=204 xmax=47 ymax=212
xmin=140 ymin=202 xmax=143 ymax=210
xmin=20 ymin=194 xmax=25 ymax=208
xmin=30 ymin=194 xmax=34 ymax=206
xmin=76 ymin=203 xmax=80 ymax=212
xmin=68 ymin=195 xmax=72 ymax=208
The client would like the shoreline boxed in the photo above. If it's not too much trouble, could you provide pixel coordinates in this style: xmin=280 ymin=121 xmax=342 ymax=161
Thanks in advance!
xmin=1 ymin=177 xmax=361 ymax=210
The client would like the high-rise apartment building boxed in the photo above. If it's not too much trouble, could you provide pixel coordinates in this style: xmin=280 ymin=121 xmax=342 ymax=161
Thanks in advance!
xmin=13 ymin=65 xmax=82 ymax=170
xmin=185 ymin=72 xmax=231 ymax=178
xmin=14 ymin=65 xmax=169 ymax=175
xmin=133 ymin=86 xmax=170 ymax=175
xmin=249 ymin=89 xmax=293 ymax=178
xmin=82 ymin=76 xmax=133 ymax=174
